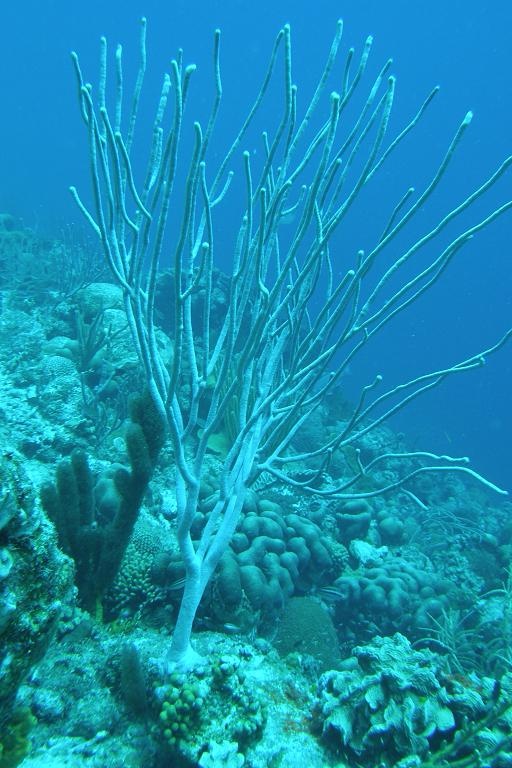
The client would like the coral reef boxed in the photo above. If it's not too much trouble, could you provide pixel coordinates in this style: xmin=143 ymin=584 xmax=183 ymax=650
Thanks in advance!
xmin=208 ymin=499 xmax=340 ymax=631
xmin=328 ymin=544 xmax=452 ymax=644
xmin=273 ymin=597 xmax=342 ymax=672
xmin=0 ymin=451 xmax=73 ymax=727
xmin=0 ymin=175 xmax=511 ymax=768
xmin=39 ymin=391 xmax=166 ymax=612
xmin=316 ymin=633 xmax=512 ymax=767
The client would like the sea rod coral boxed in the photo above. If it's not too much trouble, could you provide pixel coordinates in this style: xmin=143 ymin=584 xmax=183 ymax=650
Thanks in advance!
xmin=70 ymin=18 xmax=512 ymax=669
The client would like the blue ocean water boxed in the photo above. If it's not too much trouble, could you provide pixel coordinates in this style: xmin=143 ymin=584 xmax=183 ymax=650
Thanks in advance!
xmin=0 ymin=0 xmax=510 ymax=491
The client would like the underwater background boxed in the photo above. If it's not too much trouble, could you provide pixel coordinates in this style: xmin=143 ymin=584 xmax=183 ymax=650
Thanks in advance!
xmin=1 ymin=0 xmax=510 ymax=489
xmin=1 ymin=1 xmax=512 ymax=766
